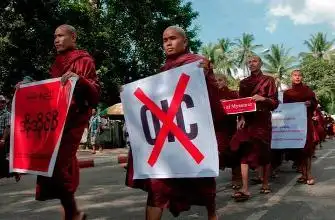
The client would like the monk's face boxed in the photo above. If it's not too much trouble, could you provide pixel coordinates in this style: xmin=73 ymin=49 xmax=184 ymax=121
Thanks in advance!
xmin=291 ymin=71 xmax=303 ymax=84
xmin=54 ymin=26 xmax=76 ymax=53
xmin=163 ymin=28 xmax=187 ymax=56
xmin=248 ymin=56 xmax=262 ymax=73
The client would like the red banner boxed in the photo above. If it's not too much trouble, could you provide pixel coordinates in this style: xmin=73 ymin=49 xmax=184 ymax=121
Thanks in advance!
xmin=221 ymin=97 xmax=256 ymax=115
xmin=10 ymin=78 xmax=77 ymax=177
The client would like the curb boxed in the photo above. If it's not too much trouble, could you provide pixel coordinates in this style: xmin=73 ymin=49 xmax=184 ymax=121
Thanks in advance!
xmin=79 ymin=154 xmax=128 ymax=169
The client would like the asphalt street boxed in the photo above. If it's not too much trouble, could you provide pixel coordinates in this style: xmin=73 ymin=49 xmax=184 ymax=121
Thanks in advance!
xmin=1 ymin=141 xmax=335 ymax=220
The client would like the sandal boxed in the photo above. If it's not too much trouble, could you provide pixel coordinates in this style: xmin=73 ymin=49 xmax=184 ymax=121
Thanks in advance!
xmin=232 ymin=184 xmax=241 ymax=190
xmin=307 ymin=178 xmax=315 ymax=185
xmin=297 ymin=177 xmax=307 ymax=184
xmin=234 ymin=191 xmax=250 ymax=202
xmin=14 ymin=174 xmax=21 ymax=183
xmin=260 ymin=187 xmax=271 ymax=194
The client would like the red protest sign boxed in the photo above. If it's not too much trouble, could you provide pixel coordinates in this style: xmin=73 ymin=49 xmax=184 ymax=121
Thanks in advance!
xmin=134 ymin=73 xmax=205 ymax=167
xmin=221 ymin=97 xmax=256 ymax=115
xmin=10 ymin=78 xmax=77 ymax=177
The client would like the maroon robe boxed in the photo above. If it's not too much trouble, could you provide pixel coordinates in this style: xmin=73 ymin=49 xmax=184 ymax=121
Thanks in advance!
xmin=36 ymin=49 xmax=100 ymax=201
xmin=313 ymin=109 xmax=326 ymax=142
xmin=230 ymin=73 xmax=278 ymax=168
xmin=126 ymin=52 xmax=237 ymax=216
xmin=283 ymin=83 xmax=317 ymax=157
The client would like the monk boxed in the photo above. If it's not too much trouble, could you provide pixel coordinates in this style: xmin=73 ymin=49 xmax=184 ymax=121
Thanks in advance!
xmin=283 ymin=70 xmax=316 ymax=185
xmin=213 ymin=75 xmax=241 ymax=189
xmin=32 ymin=25 xmax=100 ymax=220
xmin=313 ymin=107 xmax=326 ymax=148
xmin=126 ymin=26 xmax=237 ymax=220
xmin=230 ymin=56 xmax=279 ymax=201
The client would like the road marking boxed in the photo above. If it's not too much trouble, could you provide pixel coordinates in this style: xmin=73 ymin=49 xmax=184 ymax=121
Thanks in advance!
xmin=244 ymin=149 xmax=335 ymax=220
xmin=245 ymin=210 xmax=268 ymax=220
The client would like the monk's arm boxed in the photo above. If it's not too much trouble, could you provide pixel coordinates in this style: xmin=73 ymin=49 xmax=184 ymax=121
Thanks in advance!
xmin=73 ymin=57 xmax=101 ymax=106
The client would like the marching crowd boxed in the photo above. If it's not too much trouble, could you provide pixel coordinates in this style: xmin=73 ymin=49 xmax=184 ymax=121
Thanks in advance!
xmin=0 ymin=24 xmax=334 ymax=220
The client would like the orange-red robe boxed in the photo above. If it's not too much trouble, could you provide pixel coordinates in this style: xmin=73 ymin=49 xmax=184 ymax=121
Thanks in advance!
xmin=230 ymin=73 xmax=278 ymax=169
xmin=35 ymin=49 xmax=100 ymax=201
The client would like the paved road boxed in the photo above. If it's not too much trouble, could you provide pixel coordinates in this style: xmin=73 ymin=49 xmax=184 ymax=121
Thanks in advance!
xmin=1 ymin=141 xmax=335 ymax=220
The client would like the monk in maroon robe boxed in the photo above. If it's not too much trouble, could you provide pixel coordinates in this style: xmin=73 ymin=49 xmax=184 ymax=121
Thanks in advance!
xmin=313 ymin=108 xmax=326 ymax=147
xmin=33 ymin=25 xmax=100 ymax=220
xmin=230 ymin=56 xmax=279 ymax=201
xmin=283 ymin=70 xmax=316 ymax=185
xmin=213 ymin=75 xmax=241 ymax=189
xmin=126 ymin=26 xmax=237 ymax=220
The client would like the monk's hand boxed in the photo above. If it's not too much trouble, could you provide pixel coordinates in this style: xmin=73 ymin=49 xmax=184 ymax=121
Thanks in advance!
xmin=305 ymin=101 xmax=311 ymax=107
xmin=237 ymin=117 xmax=246 ymax=130
xmin=252 ymin=94 xmax=266 ymax=102
xmin=198 ymin=59 xmax=213 ymax=76
xmin=61 ymin=71 xmax=78 ymax=86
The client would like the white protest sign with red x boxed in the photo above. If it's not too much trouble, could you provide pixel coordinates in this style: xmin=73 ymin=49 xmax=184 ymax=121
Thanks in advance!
xmin=121 ymin=61 xmax=219 ymax=179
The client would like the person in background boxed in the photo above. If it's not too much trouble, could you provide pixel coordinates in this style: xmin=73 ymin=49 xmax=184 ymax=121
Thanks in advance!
xmin=89 ymin=108 xmax=101 ymax=154
xmin=0 ymin=95 xmax=20 ymax=182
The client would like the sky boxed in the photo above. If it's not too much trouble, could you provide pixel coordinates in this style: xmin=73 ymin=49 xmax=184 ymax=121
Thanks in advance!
xmin=189 ymin=0 xmax=335 ymax=55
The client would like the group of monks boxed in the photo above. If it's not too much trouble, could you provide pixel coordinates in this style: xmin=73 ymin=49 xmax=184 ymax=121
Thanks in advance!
xmin=0 ymin=23 xmax=331 ymax=220
xmin=125 ymin=26 xmax=331 ymax=220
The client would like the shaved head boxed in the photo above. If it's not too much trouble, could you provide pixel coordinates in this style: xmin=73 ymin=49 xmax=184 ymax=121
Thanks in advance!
xmin=247 ymin=55 xmax=263 ymax=74
xmin=163 ymin=25 xmax=188 ymax=57
xmin=57 ymin=24 xmax=77 ymax=36
xmin=164 ymin=25 xmax=187 ymax=39
xmin=291 ymin=69 xmax=303 ymax=84
xmin=54 ymin=24 xmax=77 ymax=53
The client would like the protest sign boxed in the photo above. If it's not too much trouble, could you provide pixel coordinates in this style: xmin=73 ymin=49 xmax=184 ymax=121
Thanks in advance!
xmin=271 ymin=102 xmax=307 ymax=149
xmin=10 ymin=77 xmax=77 ymax=177
xmin=121 ymin=61 xmax=219 ymax=179
xmin=221 ymin=97 xmax=256 ymax=115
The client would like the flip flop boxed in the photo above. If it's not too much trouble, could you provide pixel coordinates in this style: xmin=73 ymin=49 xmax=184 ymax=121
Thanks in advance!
xmin=234 ymin=191 xmax=250 ymax=202
xmin=297 ymin=177 xmax=307 ymax=184
xmin=260 ymin=187 xmax=271 ymax=194
xmin=232 ymin=184 xmax=241 ymax=190
xmin=307 ymin=178 xmax=315 ymax=185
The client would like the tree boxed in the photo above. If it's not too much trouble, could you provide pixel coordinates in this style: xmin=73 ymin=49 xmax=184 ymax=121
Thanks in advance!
xmin=215 ymin=38 xmax=236 ymax=76
xmin=302 ymin=32 xmax=335 ymax=60
xmin=201 ymin=43 xmax=216 ymax=62
xmin=263 ymin=44 xmax=297 ymax=89
xmin=300 ymin=56 xmax=335 ymax=113
xmin=0 ymin=0 xmax=201 ymax=105
xmin=234 ymin=33 xmax=262 ymax=76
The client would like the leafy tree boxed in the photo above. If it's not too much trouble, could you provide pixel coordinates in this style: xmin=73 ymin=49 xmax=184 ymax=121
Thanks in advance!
xmin=301 ymin=32 xmax=335 ymax=60
xmin=0 ymin=0 xmax=201 ymax=106
xmin=263 ymin=44 xmax=297 ymax=89
xmin=300 ymin=56 xmax=335 ymax=113
xmin=234 ymin=33 xmax=262 ymax=76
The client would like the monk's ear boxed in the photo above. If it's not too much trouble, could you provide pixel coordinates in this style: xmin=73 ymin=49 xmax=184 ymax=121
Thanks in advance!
xmin=71 ymin=33 xmax=77 ymax=43
xmin=184 ymin=38 xmax=188 ymax=50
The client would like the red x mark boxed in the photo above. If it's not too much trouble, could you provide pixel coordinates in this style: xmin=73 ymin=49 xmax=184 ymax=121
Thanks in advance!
xmin=134 ymin=73 xmax=205 ymax=167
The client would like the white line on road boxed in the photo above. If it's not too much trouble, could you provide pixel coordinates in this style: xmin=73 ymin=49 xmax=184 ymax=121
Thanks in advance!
xmin=245 ymin=149 xmax=335 ymax=220
xmin=245 ymin=210 xmax=268 ymax=220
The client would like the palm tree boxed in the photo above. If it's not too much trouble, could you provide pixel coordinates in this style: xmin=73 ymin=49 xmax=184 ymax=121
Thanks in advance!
xmin=215 ymin=38 xmax=236 ymax=76
xmin=302 ymin=32 xmax=335 ymax=60
xmin=234 ymin=33 xmax=263 ymax=76
xmin=263 ymin=44 xmax=297 ymax=90
xmin=201 ymin=43 xmax=216 ymax=62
